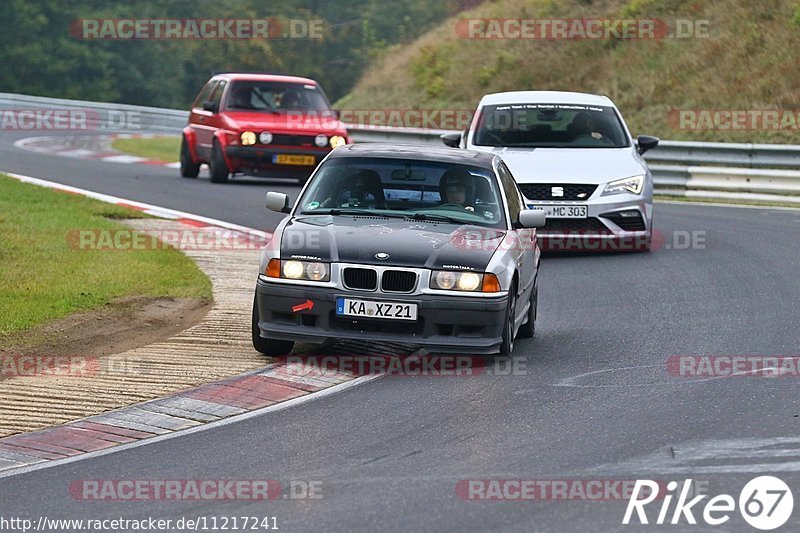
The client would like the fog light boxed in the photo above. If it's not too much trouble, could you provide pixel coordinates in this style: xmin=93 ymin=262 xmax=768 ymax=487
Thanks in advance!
xmin=259 ymin=131 xmax=273 ymax=144
xmin=314 ymin=134 xmax=328 ymax=148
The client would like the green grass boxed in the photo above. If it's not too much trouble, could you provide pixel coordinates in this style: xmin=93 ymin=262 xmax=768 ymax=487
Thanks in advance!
xmin=112 ymin=136 xmax=180 ymax=162
xmin=0 ymin=174 xmax=212 ymax=339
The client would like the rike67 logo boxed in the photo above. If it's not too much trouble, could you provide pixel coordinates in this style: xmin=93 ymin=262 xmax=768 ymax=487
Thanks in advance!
xmin=624 ymin=476 xmax=793 ymax=530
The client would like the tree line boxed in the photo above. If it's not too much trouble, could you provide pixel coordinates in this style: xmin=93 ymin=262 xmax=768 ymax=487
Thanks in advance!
xmin=0 ymin=0 xmax=466 ymax=108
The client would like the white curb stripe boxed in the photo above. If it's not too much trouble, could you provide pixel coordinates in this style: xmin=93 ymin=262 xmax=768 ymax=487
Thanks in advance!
xmin=4 ymin=172 xmax=271 ymax=239
xmin=101 ymin=154 xmax=149 ymax=164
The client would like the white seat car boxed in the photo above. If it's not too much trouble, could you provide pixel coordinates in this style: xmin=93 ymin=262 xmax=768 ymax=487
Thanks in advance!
xmin=442 ymin=91 xmax=659 ymax=251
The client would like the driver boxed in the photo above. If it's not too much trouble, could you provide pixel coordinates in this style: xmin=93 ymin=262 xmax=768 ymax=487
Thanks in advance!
xmin=230 ymin=86 xmax=253 ymax=109
xmin=439 ymin=169 xmax=475 ymax=211
xmin=569 ymin=112 xmax=596 ymax=137
xmin=280 ymin=90 xmax=302 ymax=109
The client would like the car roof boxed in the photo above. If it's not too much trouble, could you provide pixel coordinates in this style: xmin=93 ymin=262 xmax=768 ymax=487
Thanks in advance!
xmin=479 ymin=90 xmax=616 ymax=107
xmin=328 ymin=144 xmax=497 ymax=169
xmin=212 ymin=73 xmax=318 ymax=85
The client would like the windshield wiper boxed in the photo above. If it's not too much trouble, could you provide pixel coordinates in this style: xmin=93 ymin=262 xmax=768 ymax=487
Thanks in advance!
xmin=318 ymin=209 xmax=408 ymax=219
xmin=406 ymin=213 xmax=472 ymax=225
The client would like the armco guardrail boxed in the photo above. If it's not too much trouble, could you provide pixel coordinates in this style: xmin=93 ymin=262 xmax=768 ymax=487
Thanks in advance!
xmin=0 ymin=92 xmax=187 ymax=132
xmin=2 ymin=93 xmax=799 ymax=204
xmin=348 ymin=125 xmax=800 ymax=204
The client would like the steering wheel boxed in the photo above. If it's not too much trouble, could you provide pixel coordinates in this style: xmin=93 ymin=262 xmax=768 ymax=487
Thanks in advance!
xmin=574 ymin=132 xmax=612 ymax=145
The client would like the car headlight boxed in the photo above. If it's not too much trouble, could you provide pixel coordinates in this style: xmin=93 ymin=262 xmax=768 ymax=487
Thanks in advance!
xmin=259 ymin=131 xmax=273 ymax=144
xmin=314 ymin=134 xmax=329 ymax=148
xmin=240 ymin=131 xmax=257 ymax=146
xmin=329 ymin=135 xmax=347 ymax=148
xmin=266 ymin=259 xmax=330 ymax=282
xmin=430 ymin=271 xmax=501 ymax=293
xmin=602 ymin=174 xmax=644 ymax=196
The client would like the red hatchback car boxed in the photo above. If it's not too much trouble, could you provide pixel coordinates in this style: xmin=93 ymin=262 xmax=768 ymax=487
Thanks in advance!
xmin=180 ymin=73 xmax=351 ymax=183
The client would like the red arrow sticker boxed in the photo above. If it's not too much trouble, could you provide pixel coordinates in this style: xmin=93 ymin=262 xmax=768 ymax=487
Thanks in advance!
xmin=292 ymin=300 xmax=314 ymax=313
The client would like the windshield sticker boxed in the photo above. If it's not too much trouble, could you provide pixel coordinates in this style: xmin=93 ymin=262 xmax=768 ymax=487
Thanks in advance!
xmin=494 ymin=104 xmax=606 ymax=113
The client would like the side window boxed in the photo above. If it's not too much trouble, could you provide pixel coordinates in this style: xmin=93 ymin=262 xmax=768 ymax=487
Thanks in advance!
xmin=209 ymin=80 xmax=227 ymax=110
xmin=498 ymin=163 xmax=523 ymax=224
xmin=193 ymin=80 xmax=217 ymax=108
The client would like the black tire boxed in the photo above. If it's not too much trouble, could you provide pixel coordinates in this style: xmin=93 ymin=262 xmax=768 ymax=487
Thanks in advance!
xmin=179 ymin=136 xmax=200 ymax=178
xmin=499 ymin=284 xmax=517 ymax=355
xmin=252 ymin=295 xmax=294 ymax=356
xmin=517 ymin=282 xmax=537 ymax=339
xmin=209 ymin=140 xmax=230 ymax=183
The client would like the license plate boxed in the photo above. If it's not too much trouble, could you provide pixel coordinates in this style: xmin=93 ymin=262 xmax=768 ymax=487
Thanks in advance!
xmin=529 ymin=204 xmax=588 ymax=218
xmin=273 ymin=154 xmax=315 ymax=166
xmin=336 ymin=298 xmax=418 ymax=321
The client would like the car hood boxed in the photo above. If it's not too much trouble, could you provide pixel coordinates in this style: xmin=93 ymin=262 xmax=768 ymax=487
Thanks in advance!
xmin=222 ymin=111 xmax=347 ymax=134
xmin=475 ymin=146 xmax=646 ymax=184
xmin=280 ymin=216 xmax=505 ymax=270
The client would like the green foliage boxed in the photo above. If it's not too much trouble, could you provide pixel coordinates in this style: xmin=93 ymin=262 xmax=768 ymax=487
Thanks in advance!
xmin=0 ymin=0 xmax=461 ymax=107
xmin=411 ymin=44 xmax=454 ymax=99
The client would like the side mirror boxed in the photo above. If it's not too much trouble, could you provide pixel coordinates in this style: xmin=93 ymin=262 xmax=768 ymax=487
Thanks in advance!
xmin=636 ymin=135 xmax=659 ymax=155
xmin=331 ymin=109 xmax=342 ymax=119
xmin=440 ymin=132 xmax=462 ymax=148
xmin=266 ymin=192 xmax=291 ymax=214
xmin=518 ymin=209 xmax=546 ymax=229
xmin=202 ymin=100 xmax=218 ymax=113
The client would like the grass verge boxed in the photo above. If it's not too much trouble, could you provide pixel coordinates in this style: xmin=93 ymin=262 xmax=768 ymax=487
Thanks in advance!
xmin=111 ymin=136 xmax=180 ymax=162
xmin=0 ymin=173 xmax=212 ymax=339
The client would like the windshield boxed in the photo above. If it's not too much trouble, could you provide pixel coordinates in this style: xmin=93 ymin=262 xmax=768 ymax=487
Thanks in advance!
xmin=225 ymin=81 xmax=332 ymax=113
xmin=473 ymin=103 xmax=630 ymax=148
xmin=296 ymin=157 xmax=507 ymax=228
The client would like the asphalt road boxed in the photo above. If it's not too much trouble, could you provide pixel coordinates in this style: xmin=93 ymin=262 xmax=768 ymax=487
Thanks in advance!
xmin=2 ymin=129 xmax=800 ymax=532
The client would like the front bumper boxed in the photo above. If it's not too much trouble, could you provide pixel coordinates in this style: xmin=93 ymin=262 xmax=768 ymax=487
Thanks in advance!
xmin=528 ymin=194 xmax=653 ymax=252
xmin=255 ymin=280 xmax=509 ymax=354
xmin=226 ymin=146 xmax=328 ymax=177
